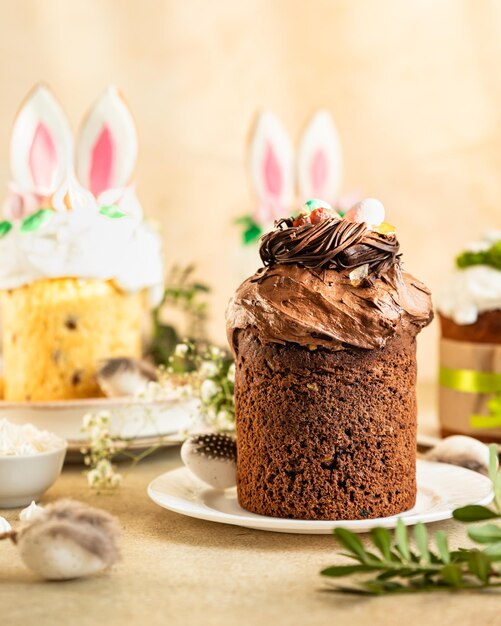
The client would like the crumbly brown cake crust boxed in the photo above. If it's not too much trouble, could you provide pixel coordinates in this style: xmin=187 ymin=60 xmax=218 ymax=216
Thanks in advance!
xmin=234 ymin=329 xmax=418 ymax=521
xmin=439 ymin=311 xmax=501 ymax=344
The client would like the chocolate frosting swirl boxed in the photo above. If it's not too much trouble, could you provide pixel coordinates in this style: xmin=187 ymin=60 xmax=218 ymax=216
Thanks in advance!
xmin=260 ymin=217 xmax=399 ymax=277
xmin=227 ymin=216 xmax=433 ymax=352
xmin=227 ymin=263 xmax=433 ymax=352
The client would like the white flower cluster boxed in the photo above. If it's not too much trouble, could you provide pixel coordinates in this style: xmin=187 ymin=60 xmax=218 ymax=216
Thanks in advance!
xmin=136 ymin=378 xmax=193 ymax=403
xmin=86 ymin=459 xmax=122 ymax=490
xmin=196 ymin=350 xmax=235 ymax=432
xmin=81 ymin=411 xmax=122 ymax=490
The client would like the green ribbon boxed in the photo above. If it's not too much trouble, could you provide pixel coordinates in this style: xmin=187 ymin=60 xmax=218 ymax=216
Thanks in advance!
xmin=440 ymin=367 xmax=501 ymax=394
xmin=440 ymin=366 xmax=501 ymax=429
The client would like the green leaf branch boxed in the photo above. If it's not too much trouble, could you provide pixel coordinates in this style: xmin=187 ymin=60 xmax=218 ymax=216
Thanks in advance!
xmin=321 ymin=444 xmax=501 ymax=595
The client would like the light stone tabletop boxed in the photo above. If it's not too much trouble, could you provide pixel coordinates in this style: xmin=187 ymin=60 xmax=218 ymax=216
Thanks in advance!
xmin=2 ymin=385 xmax=500 ymax=626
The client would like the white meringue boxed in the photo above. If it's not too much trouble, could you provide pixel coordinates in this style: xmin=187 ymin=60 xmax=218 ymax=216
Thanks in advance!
xmin=19 ymin=500 xmax=44 ymax=522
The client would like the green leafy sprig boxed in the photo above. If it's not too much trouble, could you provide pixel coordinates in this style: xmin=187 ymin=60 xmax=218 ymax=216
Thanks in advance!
xmin=148 ymin=265 xmax=210 ymax=368
xmin=321 ymin=444 xmax=501 ymax=595
xmin=235 ymin=215 xmax=263 ymax=245
xmin=456 ymin=240 xmax=501 ymax=271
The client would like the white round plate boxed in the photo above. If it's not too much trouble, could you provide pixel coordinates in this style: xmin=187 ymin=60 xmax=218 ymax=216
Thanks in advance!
xmin=0 ymin=397 xmax=198 ymax=446
xmin=148 ymin=460 xmax=493 ymax=534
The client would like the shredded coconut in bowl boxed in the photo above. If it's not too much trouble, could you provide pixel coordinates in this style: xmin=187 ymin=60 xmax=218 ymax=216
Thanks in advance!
xmin=0 ymin=419 xmax=65 ymax=456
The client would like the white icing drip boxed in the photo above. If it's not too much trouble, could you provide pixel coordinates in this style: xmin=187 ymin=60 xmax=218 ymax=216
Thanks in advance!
xmin=0 ymin=175 xmax=164 ymax=303
xmin=0 ymin=419 xmax=65 ymax=456
xmin=0 ymin=516 xmax=12 ymax=532
xmin=436 ymin=265 xmax=501 ymax=325
xmin=436 ymin=231 xmax=501 ymax=324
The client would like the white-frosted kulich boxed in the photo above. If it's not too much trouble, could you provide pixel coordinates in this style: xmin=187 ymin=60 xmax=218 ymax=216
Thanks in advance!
xmin=435 ymin=231 xmax=501 ymax=325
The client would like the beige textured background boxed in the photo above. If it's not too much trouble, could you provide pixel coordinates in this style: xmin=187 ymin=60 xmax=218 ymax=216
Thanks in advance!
xmin=1 ymin=0 xmax=501 ymax=379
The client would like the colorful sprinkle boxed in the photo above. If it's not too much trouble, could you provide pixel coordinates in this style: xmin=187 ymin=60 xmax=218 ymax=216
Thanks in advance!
xmin=20 ymin=208 xmax=54 ymax=233
xmin=0 ymin=220 xmax=12 ymax=238
xmin=304 ymin=199 xmax=332 ymax=212
xmin=99 ymin=205 xmax=126 ymax=219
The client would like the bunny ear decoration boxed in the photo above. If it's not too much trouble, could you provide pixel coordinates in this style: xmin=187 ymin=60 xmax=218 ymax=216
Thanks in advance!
xmin=10 ymin=85 xmax=73 ymax=194
xmin=76 ymin=86 xmax=137 ymax=198
xmin=297 ymin=110 xmax=343 ymax=205
xmin=248 ymin=111 xmax=294 ymax=223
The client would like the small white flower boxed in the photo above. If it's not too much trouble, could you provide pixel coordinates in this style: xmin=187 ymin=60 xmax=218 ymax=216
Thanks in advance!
xmin=87 ymin=469 xmax=100 ymax=487
xmin=174 ymin=343 xmax=189 ymax=357
xmin=209 ymin=346 xmax=222 ymax=358
xmin=82 ymin=413 xmax=94 ymax=429
xmin=110 ymin=473 xmax=122 ymax=488
xmin=206 ymin=406 xmax=217 ymax=421
xmin=201 ymin=379 xmax=219 ymax=402
xmin=200 ymin=361 xmax=218 ymax=378
xmin=227 ymin=363 xmax=236 ymax=383
xmin=216 ymin=410 xmax=232 ymax=428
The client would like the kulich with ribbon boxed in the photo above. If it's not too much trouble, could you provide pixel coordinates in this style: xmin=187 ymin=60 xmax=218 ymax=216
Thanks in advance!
xmin=439 ymin=338 xmax=501 ymax=435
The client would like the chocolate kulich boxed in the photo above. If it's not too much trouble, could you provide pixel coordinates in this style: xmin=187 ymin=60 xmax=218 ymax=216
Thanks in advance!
xmin=234 ymin=329 xmax=418 ymax=520
xmin=226 ymin=201 xmax=433 ymax=521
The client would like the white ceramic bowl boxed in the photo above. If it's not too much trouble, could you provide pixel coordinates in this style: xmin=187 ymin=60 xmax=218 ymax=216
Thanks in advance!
xmin=0 ymin=443 xmax=67 ymax=508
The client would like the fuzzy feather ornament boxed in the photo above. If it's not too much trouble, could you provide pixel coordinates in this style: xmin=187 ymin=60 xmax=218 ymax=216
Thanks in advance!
xmin=2 ymin=499 xmax=120 ymax=581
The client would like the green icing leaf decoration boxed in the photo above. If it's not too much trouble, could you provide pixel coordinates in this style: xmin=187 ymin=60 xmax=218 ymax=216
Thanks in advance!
xmin=0 ymin=220 xmax=12 ymax=238
xmin=304 ymin=198 xmax=332 ymax=212
xmin=456 ymin=240 xmax=501 ymax=271
xmin=235 ymin=215 xmax=263 ymax=245
xmin=99 ymin=205 xmax=126 ymax=219
xmin=20 ymin=208 xmax=54 ymax=233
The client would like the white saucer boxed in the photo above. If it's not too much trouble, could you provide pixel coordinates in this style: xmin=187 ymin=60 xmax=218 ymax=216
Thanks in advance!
xmin=0 ymin=396 xmax=198 ymax=447
xmin=147 ymin=460 xmax=493 ymax=534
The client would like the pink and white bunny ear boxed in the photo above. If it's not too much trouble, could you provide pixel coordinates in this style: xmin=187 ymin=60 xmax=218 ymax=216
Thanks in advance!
xmin=248 ymin=111 xmax=294 ymax=222
xmin=10 ymin=84 xmax=73 ymax=194
xmin=76 ymin=85 xmax=137 ymax=197
xmin=297 ymin=110 xmax=343 ymax=204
